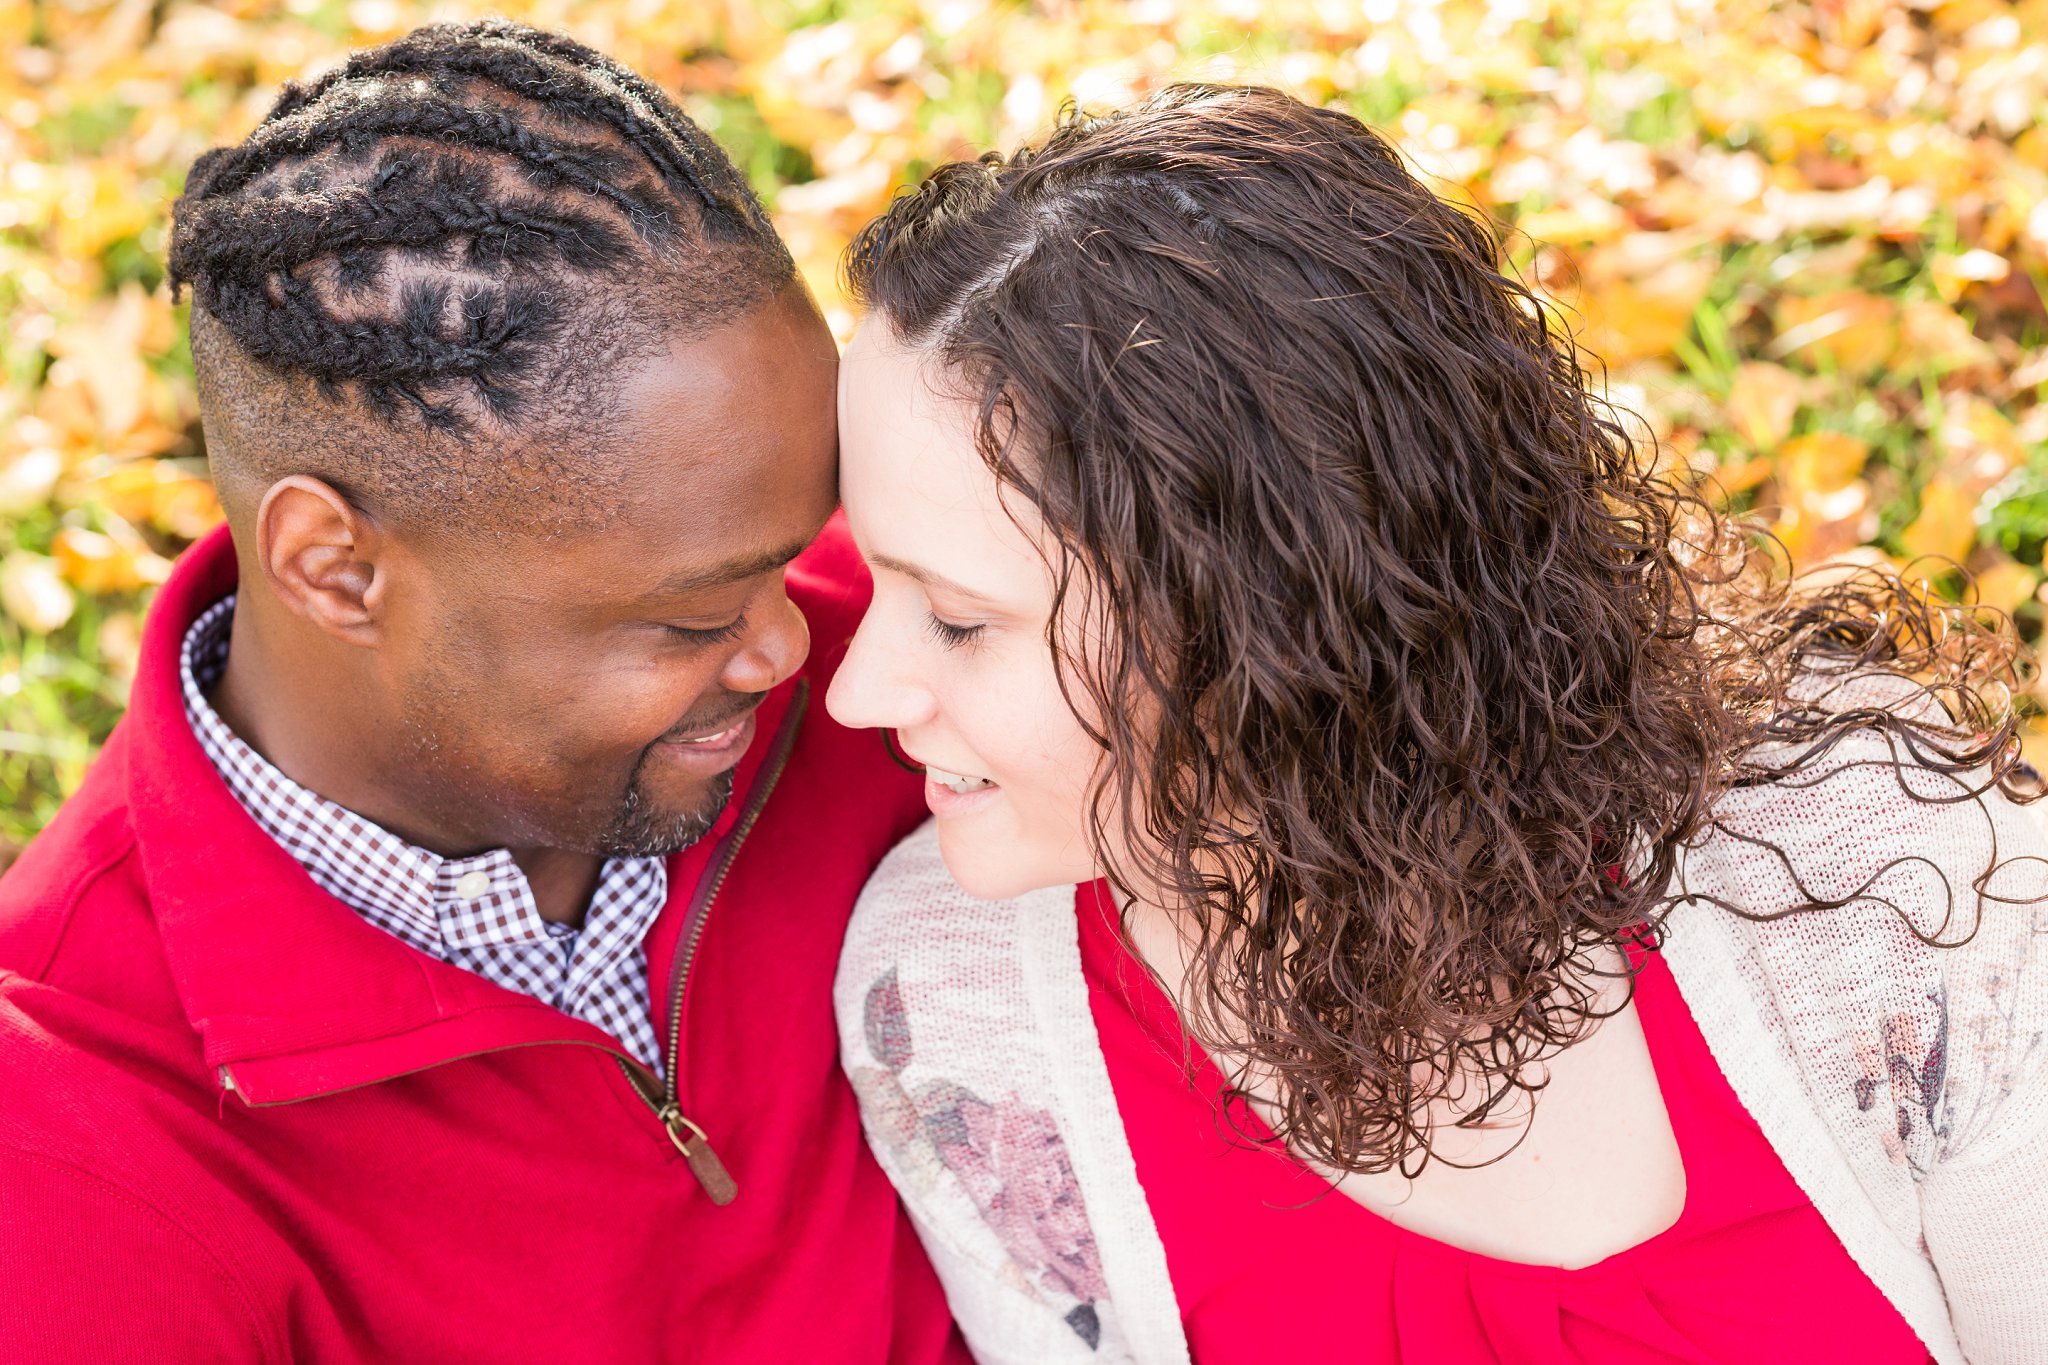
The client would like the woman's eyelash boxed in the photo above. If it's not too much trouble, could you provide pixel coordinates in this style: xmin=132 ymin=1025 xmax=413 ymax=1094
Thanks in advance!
xmin=923 ymin=613 xmax=985 ymax=649
xmin=664 ymin=615 xmax=747 ymax=646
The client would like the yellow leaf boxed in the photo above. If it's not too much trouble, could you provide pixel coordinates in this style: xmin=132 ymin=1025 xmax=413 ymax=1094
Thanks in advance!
xmin=52 ymin=527 xmax=171 ymax=594
xmin=1778 ymin=431 xmax=1870 ymax=495
xmin=2020 ymin=717 xmax=2048 ymax=781
xmin=0 ymin=0 xmax=30 ymax=50
xmin=1773 ymin=292 xmax=1898 ymax=376
xmin=0 ymin=447 xmax=64 ymax=517
xmin=0 ymin=553 xmax=76 ymax=634
xmin=1972 ymin=559 xmax=2039 ymax=614
xmin=79 ymin=460 xmax=223 ymax=542
xmin=1817 ymin=0 xmax=1889 ymax=48
xmin=1930 ymin=0 xmax=2012 ymax=35
xmin=2017 ymin=122 xmax=2048 ymax=172
xmin=1900 ymin=479 xmax=1980 ymax=567
xmin=1516 ymin=198 xmax=1628 ymax=246
xmin=44 ymin=284 xmax=169 ymax=442
xmin=1725 ymin=362 xmax=1802 ymax=450
xmin=1931 ymin=249 xmax=2011 ymax=303
xmin=1936 ymin=396 xmax=2028 ymax=494
xmin=1896 ymin=299 xmax=1995 ymax=370
xmin=49 ymin=161 xmax=156 ymax=263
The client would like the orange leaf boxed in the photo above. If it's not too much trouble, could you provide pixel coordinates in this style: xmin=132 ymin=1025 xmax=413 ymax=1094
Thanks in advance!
xmin=1567 ymin=258 xmax=1715 ymax=368
xmin=1772 ymin=480 xmax=1872 ymax=569
xmin=1711 ymin=455 xmax=1777 ymax=497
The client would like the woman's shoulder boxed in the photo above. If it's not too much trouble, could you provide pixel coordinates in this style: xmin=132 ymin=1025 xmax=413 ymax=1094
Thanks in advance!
xmin=1670 ymin=684 xmax=2048 ymax=1171
xmin=836 ymin=820 xmax=1084 ymax=1144
xmin=834 ymin=823 xmax=1163 ymax=1362
xmin=1682 ymin=676 xmax=2047 ymax=969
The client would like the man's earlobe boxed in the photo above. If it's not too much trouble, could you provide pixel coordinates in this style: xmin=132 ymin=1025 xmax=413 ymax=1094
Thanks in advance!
xmin=254 ymin=476 xmax=386 ymax=644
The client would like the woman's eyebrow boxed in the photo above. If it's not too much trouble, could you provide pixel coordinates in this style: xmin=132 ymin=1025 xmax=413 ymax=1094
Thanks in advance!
xmin=866 ymin=551 xmax=1002 ymax=605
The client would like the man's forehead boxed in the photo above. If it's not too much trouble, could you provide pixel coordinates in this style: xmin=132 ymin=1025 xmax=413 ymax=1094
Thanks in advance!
xmin=613 ymin=289 xmax=838 ymax=412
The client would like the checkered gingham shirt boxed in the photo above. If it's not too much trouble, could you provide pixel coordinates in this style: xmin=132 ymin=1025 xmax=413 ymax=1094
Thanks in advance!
xmin=182 ymin=596 xmax=668 ymax=1076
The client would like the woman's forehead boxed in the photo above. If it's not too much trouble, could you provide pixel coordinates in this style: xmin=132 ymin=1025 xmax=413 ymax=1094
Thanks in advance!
xmin=838 ymin=330 xmax=1054 ymax=607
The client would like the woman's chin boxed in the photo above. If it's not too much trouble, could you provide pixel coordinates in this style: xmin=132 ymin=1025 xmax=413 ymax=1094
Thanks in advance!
xmin=933 ymin=819 xmax=1080 ymax=903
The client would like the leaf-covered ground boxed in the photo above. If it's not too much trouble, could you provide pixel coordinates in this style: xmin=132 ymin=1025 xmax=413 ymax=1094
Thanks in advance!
xmin=2 ymin=0 xmax=2045 ymax=855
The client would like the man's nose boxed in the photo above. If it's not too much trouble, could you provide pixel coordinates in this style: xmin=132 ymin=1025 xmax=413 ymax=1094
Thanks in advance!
xmin=719 ymin=585 xmax=809 ymax=696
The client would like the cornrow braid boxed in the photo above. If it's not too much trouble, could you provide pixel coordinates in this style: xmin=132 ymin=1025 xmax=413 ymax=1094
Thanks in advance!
xmin=476 ymin=19 xmax=770 ymax=232
xmin=184 ymin=91 xmax=676 ymax=240
xmin=169 ymin=19 xmax=792 ymax=438
xmin=243 ymin=20 xmax=764 ymax=238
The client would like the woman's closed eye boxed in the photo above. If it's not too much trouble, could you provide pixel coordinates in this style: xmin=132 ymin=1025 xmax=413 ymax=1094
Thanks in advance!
xmin=924 ymin=612 xmax=985 ymax=650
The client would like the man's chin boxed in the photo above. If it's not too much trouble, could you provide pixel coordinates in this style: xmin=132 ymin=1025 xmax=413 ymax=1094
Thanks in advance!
xmin=598 ymin=767 xmax=736 ymax=859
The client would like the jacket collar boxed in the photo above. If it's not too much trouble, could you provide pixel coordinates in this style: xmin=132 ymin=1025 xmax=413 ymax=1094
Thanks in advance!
xmin=123 ymin=526 xmax=778 ymax=1103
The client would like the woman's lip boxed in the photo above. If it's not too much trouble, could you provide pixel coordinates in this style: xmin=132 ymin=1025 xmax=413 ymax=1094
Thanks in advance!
xmin=899 ymin=746 xmax=1001 ymax=813
xmin=924 ymin=775 xmax=1001 ymax=819
xmin=899 ymin=747 xmax=987 ymax=780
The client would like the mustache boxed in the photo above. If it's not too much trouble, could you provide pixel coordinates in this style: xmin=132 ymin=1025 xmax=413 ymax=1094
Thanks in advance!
xmin=656 ymin=696 xmax=763 ymax=744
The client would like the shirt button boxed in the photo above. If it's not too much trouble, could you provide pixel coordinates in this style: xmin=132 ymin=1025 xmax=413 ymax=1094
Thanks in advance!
xmin=455 ymin=870 xmax=492 ymax=902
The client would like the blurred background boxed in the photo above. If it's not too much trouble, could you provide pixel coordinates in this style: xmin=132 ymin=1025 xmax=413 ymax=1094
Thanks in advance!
xmin=1 ymin=0 xmax=2045 ymax=865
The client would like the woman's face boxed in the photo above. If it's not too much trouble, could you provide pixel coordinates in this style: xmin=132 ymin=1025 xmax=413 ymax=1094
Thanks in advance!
xmin=827 ymin=320 xmax=1106 ymax=900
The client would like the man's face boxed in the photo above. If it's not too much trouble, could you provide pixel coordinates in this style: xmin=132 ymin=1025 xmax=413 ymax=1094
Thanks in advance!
xmin=370 ymin=285 xmax=840 ymax=858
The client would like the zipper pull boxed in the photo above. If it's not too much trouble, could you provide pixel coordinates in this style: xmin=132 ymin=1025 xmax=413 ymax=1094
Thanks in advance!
xmin=658 ymin=1104 xmax=738 ymax=1205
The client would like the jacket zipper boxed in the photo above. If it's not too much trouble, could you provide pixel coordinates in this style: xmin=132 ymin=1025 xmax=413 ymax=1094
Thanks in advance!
xmin=221 ymin=681 xmax=810 ymax=1209
xmin=618 ymin=678 xmax=809 ymax=1205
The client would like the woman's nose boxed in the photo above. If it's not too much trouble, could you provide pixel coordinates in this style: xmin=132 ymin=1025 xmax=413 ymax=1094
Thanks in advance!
xmin=826 ymin=607 xmax=934 ymax=733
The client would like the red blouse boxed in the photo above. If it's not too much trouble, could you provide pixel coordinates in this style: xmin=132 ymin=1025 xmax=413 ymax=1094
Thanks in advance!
xmin=1075 ymin=884 xmax=1934 ymax=1364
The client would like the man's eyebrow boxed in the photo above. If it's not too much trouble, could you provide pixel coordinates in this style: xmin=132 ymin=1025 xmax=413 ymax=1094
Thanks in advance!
xmin=866 ymin=552 xmax=1001 ymax=605
xmin=652 ymin=537 xmax=818 ymax=596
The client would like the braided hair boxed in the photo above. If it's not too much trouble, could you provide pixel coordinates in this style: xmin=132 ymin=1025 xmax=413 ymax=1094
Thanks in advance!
xmin=170 ymin=20 xmax=794 ymax=522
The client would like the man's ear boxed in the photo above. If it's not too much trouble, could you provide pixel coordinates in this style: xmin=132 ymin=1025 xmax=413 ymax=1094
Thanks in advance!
xmin=253 ymin=476 xmax=388 ymax=645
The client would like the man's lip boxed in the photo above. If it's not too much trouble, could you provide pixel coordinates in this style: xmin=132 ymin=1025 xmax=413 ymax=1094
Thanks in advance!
xmin=650 ymin=710 xmax=758 ymax=772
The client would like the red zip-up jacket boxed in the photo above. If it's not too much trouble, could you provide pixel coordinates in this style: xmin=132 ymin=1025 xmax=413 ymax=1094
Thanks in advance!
xmin=0 ymin=521 xmax=967 ymax=1364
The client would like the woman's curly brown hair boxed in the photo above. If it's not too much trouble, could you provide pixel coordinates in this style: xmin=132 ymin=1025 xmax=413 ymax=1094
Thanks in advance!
xmin=843 ymin=83 xmax=2036 ymax=1177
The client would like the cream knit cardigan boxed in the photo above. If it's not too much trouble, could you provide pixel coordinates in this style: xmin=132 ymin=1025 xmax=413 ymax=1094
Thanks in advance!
xmin=836 ymin=722 xmax=2048 ymax=1365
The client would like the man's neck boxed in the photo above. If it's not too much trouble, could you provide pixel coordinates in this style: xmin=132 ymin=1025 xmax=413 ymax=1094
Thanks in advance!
xmin=505 ymin=847 xmax=608 ymax=929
